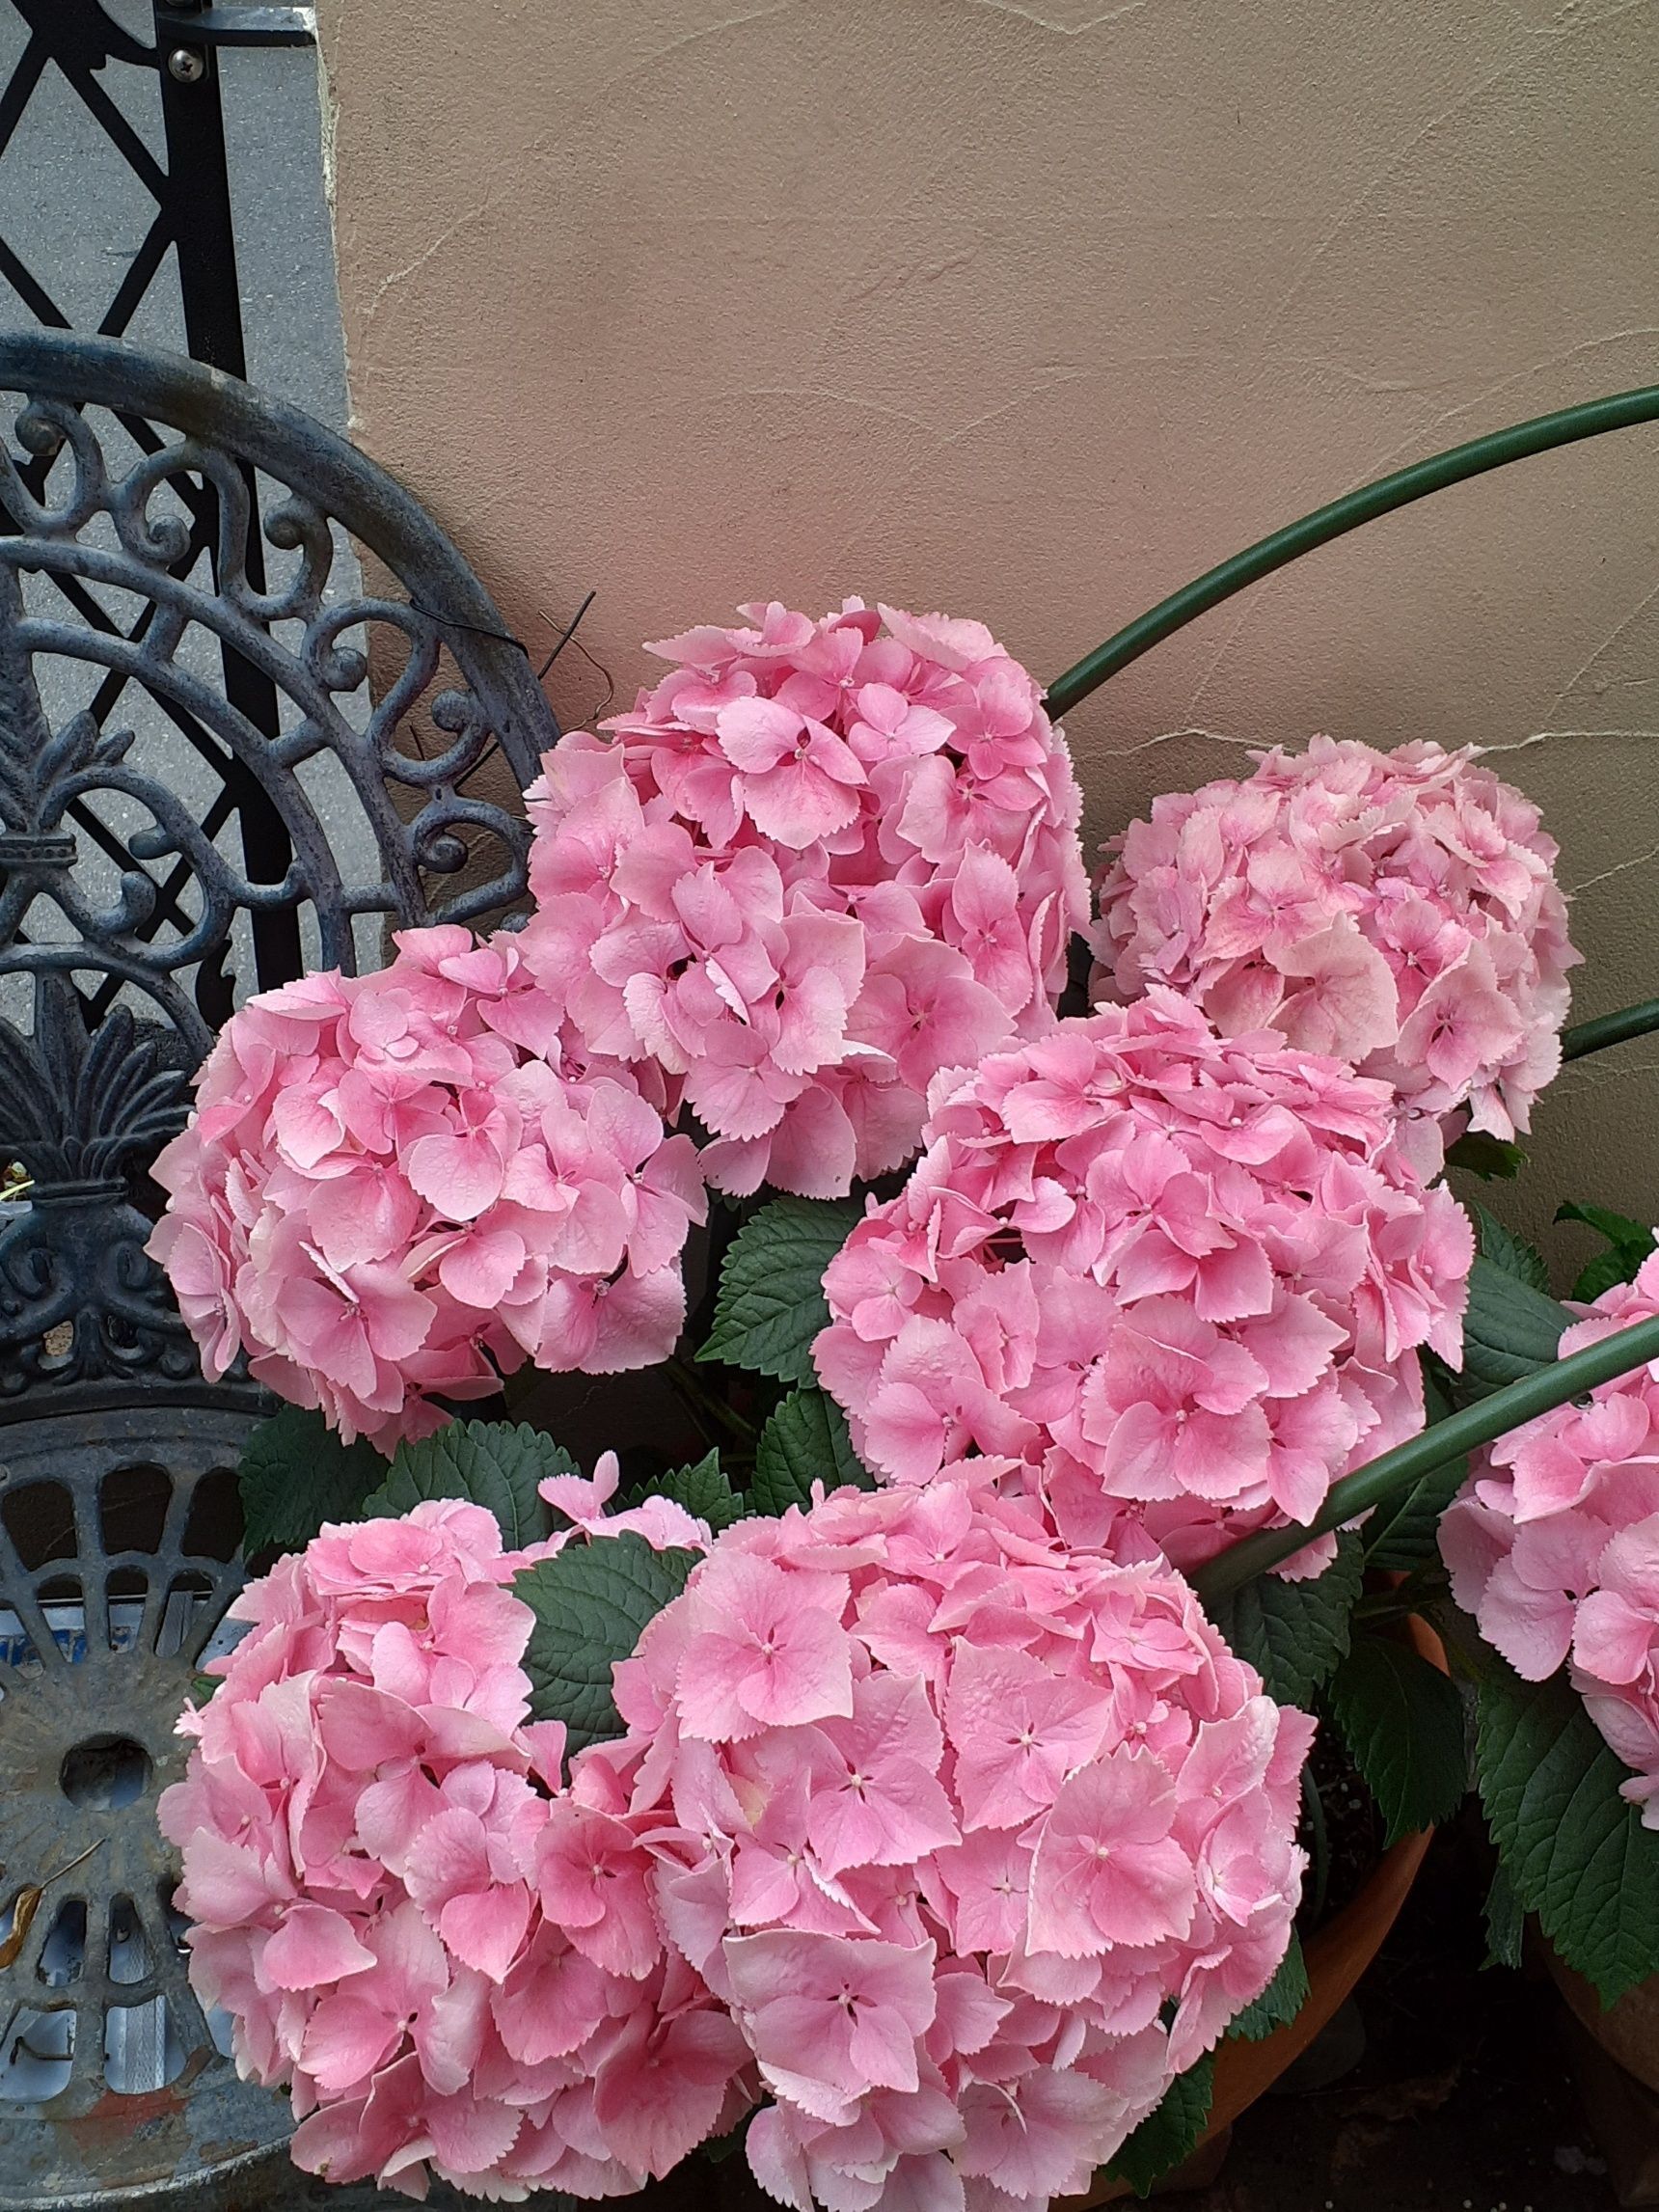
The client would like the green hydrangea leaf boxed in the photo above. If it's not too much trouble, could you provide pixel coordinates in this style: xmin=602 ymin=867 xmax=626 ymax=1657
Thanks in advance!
xmin=1456 ymin=1254 xmax=1568 ymax=1401
xmin=1574 ymin=1248 xmax=1648 ymax=1304
xmin=1482 ymin=1858 xmax=1524 ymax=1973
xmin=1226 ymin=1932 xmax=1309 ymax=2041
xmin=626 ymin=1450 xmax=746 ymax=1532
xmin=1476 ymin=1659 xmax=1659 ymax=2004
xmin=698 ymin=1196 xmax=859 ymax=1382
xmin=1446 ymin=1133 xmax=1528 ymax=1181
xmin=238 ymin=1406 xmax=385 ymax=1561
xmin=1557 ymin=1199 xmax=1655 ymax=1250
xmin=1207 ymin=1532 xmax=1364 ymax=1709
xmin=1557 ymin=1201 xmax=1656 ymax=1303
xmin=1364 ymin=1362 xmax=1468 ymax=1573
xmin=752 ymin=1388 xmax=873 ymax=1516
xmin=365 ymin=1419 xmax=573 ymax=1549
xmin=1104 ymin=2055 xmax=1214 ymax=2198
xmin=1325 ymin=1634 xmax=1468 ymax=1848
xmin=1472 ymin=1204 xmax=1551 ymax=1292
xmin=514 ymin=1533 xmax=697 ymax=1752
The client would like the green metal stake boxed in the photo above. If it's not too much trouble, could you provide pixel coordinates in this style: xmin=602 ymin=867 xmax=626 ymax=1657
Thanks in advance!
xmin=1046 ymin=386 xmax=1659 ymax=721
xmin=1038 ymin=383 xmax=1659 ymax=1602
xmin=1560 ymin=997 xmax=1659 ymax=1062
xmin=1194 ymin=1312 xmax=1659 ymax=1602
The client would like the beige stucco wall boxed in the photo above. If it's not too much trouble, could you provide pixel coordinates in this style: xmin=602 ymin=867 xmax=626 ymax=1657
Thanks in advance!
xmin=318 ymin=0 xmax=1659 ymax=1277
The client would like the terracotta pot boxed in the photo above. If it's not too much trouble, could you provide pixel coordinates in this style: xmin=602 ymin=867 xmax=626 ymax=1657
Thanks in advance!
xmin=1544 ymin=1946 xmax=1659 ymax=2097
xmin=1074 ymin=1612 xmax=1447 ymax=2206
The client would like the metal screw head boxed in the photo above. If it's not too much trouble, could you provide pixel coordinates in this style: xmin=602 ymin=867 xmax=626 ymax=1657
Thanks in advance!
xmin=166 ymin=45 xmax=206 ymax=83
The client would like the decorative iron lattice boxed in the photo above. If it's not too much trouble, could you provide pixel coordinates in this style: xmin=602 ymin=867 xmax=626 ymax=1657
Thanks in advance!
xmin=2 ymin=1 xmax=182 ymax=345
xmin=0 ymin=331 xmax=557 ymax=2202
xmin=0 ymin=332 xmax=557 ymax=1387
xmin=0 ymin=977 xmax=199 ymax=1397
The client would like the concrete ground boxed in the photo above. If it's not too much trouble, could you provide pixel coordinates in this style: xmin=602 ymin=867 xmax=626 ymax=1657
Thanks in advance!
xmin=0 ymin=0 xmax=348 ymax=422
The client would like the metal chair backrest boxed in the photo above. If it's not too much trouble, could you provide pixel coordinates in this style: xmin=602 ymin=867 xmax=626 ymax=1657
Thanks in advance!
xmin=0 ymin=331 xmax=556 ymax=2203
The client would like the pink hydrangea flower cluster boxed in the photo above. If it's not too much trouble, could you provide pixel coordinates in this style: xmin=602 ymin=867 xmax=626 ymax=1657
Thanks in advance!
xmin=1092 ymin=736 xmax=1579 ymax=1147
xmin=168 ymin=1475 xmax=1311 ymax=2209
xmin=159 ymin=1478 xmax=753 ymax=2202
xmin=814 ymin=992 xmax=1474 ymax=1575
xmin=1441 ymin=1251 xmax=1659 ymax=1826
xmin=585 ymin=1474 xmax=1312 ymax=2212
xmin=518 ymin=599 xmax=1090 ymax=1197
xmin=147 ymin=924 xmax=706 ymax=1452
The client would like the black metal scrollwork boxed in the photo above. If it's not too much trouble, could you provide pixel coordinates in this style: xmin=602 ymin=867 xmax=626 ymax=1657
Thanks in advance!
xmin=0 ymin=335 xmax=554 ymax=2198
xmin=0 ymin=332 xmax=557 ymax=1406
xmin=0 ymin=975 xmax=197 ymax=1392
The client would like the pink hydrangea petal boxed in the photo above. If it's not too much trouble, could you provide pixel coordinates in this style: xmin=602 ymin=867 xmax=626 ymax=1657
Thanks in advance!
xmin=258 ymin=1904 xmax=376 ymax=1991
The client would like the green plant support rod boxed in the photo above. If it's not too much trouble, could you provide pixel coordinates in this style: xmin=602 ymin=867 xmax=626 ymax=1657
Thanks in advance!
xmin=1561 ymin=998 xmax=1659 ymax=1062
xmin=1045 ymin=386 xmax=1659 ymax=720
xmin=1194 ymin=1310 xmax=1659 ymax=1602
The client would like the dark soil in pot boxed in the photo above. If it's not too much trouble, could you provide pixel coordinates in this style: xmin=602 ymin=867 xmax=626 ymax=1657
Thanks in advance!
xmin=1178 ymin=1812 xmax=1618 ymax=2211
xmin=1305 ymin=1722 xmax=1387 ymax=1927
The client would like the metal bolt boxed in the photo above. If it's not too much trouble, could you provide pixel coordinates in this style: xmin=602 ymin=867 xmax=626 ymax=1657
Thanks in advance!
xmin=166 ymin=45 xmax=206 ymax=83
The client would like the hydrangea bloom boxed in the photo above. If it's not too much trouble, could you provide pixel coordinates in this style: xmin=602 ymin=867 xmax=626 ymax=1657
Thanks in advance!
xmin=147 ymin=925 xmax=706 ymax=1451
xmin=599 ymin=1474 xmax=1312 ymax=2211
xmin=1441 ymin=1250 xmax=1659 ymax=1824
xmin=1093 ymin=736 xmax=1578 ymax=1146
xmin=158 ymin=1479 xmax=749 ymax=2202
xmin=814 ymin=993 xmax=1474 ymax=1575
xmin=170 ymin=1475 xmax=1311 ymax=2210
xmin=518 ymin=599 xmax=1089 ymax=1197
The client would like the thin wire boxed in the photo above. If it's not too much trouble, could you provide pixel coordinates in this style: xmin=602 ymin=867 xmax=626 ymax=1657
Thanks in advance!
xmin=406 ymin=600 xmax=530 ymax=655
xmin=560 ymin=629 xmax=616 ymax=726
xmin=535 ymin=589 xmax=614 ymax=723
xmin=407 ymin=588 xmax=601 ymax=678
xmin=535 ymin=587 xmax=596 ymax=680
xmin=1045 ymin=384 xmax=1659 ymax=719
xmin=405 ymin=589 xmax=613 ymax=726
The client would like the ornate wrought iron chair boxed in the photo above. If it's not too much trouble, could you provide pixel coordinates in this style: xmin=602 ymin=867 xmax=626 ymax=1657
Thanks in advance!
xmin=0 ymin=330 xmax=557 ymax=2205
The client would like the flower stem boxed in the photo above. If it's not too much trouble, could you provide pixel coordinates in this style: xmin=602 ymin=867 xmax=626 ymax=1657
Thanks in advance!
xmin=1193 ymin=1311 xmax=1659 ymax=1603
xmin=664 ymin=1352 xmax=756 ymax=1447
xmin=1044 ymin=386 xmax=1659 ymax=719
xmin=1560 ymin=997 xmax=1659 ymax=1062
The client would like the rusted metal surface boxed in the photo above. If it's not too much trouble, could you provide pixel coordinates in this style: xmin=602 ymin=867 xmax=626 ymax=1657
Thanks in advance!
xmin=0 ymin=1400 xmax=293 ymax=2203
